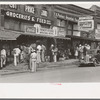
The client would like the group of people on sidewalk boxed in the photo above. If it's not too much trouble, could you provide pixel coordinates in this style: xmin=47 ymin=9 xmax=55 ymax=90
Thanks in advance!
xmin=0 ymin=42 xmax=59 ymax=72
xmin=74 ymin=43 xmax=91 ymax=62
xmin=1 ymin=41 xmax=100 ymax=72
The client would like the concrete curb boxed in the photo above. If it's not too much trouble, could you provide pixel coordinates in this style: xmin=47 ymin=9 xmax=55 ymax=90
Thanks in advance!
xmin=0 ymin=60 xmax=78 ymax=76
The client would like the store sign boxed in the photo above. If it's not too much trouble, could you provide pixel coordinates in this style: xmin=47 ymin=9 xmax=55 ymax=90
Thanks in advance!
xmin=39 ymin=28 xmax=55 ymax=36
xmin=54 ymin=12 xmax=66 ymax=19
xmin=79 ymin=16 xmax=93 ymax=20
xmin=54 ymin=12 xmax=78 ymax=22
xmin=9 ymin=5 xmax=17 ymax=9
xmin=25 ymin=5 xmax=35 ymax=14
xmin=4 ymin=10 xmax=52 ymax=25
xmin=41 ymin=10 xmax=48 ymax=17
xmin=25 ymin=26 xmax=36 ymax=33
xmin=78 ymin=20 xmax=94 ymax=31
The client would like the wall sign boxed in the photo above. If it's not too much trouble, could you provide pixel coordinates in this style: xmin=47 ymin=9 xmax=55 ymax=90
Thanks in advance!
xmin=41 ymin=10 xmax=48 ymax=17
xmin=25 ymin=26 xmax=36 ymax=33
xmin=79 ymin=16 xmax=93 ymax=20
xmin=25 ymin=5 xmax=35 ymax=14
xmin=3 ymin=10 xmax=52 ymax=25
xmin=9 ymin=5 xmax=17 ymax=9
xmin=39 ymin=28 xmax=54 ymax=36
xmin=54 ymin=12 xmax=78 ymax=22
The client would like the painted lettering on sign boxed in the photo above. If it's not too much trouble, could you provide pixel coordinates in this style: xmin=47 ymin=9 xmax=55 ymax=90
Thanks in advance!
xmin=6 ymin=11 xmax=31 ymax=21
xmin=4 ymin=10 xmax=52 ymax=25
xmin=9 ymin=5 xmax=17 ymax=9
xmin=39 ymin=28 xmax=54 ymax=36
xmin=25 ymin=5 xmax=35 ymax=14
xmin=25 ymin=26 xmax=36 ymax=33
xmin=54 ymin=12 xmax=78 ymax=22
xmin=78 ymin=20 xmax=94 ymax=31
xmin=41 ymin=10 xmax=48 ymax=17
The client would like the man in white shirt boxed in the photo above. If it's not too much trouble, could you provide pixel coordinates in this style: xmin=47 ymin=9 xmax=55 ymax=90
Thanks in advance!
xmin=1 ymin=47 xmax=6 ymax=68
xmin=30 ymin=49 xmax=37 ymax=72
xmin=37 ymin=45 xmax=42 ymax=64
xmin=13 ymin=47 xmax=21 ymax=66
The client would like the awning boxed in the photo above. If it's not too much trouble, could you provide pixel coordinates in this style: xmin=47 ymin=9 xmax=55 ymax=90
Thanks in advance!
xmin=66 ymin=35 xmax=97 ymax=41
xmin=21 ymin=32 xmax=71 ymax=40
xmin=0 ymin=29 xmax=21 ymax=40
xmin=54 ymin=36 xmax=71 ymax=40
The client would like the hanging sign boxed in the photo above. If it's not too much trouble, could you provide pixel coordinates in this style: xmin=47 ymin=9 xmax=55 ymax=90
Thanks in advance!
xmin=78 ymin=19 xmax=94 ymax=31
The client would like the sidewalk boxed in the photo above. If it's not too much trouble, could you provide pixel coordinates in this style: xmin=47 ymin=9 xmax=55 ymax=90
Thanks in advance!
xmin=0 ymin=59 xmax=78 ymax=75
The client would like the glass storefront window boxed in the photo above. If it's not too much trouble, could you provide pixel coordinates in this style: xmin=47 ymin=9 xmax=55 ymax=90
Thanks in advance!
xmin=4 ymin=18 xmax=20 ymax=31
xmin=97 ymin=23 xmax=100 ymax=29
xmin=73 ymin=31 xmax=80 ymax=36
xmin=68 ymin=24 xmax=72 ymax=29
xmin=56 ymin=19 xmax=65 ymax=27
xmin=67 ymin=30 xmax=72 ymax=35
xmin=73 ymin=24 xmax=78 ymax=30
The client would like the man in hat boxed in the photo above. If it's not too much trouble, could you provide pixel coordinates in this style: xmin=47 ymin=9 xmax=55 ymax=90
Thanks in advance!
xmin=30 ymin=49 xmax=37 ymax=72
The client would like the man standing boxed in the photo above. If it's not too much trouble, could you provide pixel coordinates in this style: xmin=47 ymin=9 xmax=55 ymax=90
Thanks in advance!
xmin=41 ymin=44 xmax=46 ymax=62
xmin=37 ymin=44 xmax=42 ymax=67
xmin=30 ymin=49 xmax=37 ymax=72
xmin=1 ymin=47 xmax=6 ymax=69
xmin=13 ymin=46 xmax=21 ymax=66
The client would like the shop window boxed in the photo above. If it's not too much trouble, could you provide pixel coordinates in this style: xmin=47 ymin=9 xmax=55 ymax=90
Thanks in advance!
xmin=20 ymin=21 xmax=34 ymax=32
xmin=56 ymin=19 xmax=60 ymax=26
xmin=4 ymin=18 xmax=20 ymax=31
xmin=73 ymin=31 xmax=80 ymax=36
xmin=41 ymin=24 xmax=50 ymax=29
xmin=56 ymin=19 xmax=65 ymax=27
xmin=67 ymin=30 xmax=72 ymax=35
xmin=97 ymin=23 xmax=100 ymax=29
xmin=73 ymin=24 xmax=78 ymax=30
xmin=68 ymin=24 xmax=72 ymax=29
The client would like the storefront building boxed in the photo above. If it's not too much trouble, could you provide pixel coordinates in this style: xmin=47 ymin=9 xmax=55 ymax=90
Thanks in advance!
xmin=0 ymin=5 xmax=57 ymax=58
xmin=0 ymin=4 xmax=100 ymax=62
xmin=53 ymin=4 xmax=99 ymax=56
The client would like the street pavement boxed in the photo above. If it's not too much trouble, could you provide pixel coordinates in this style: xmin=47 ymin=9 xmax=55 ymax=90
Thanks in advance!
xmin=1 ymin=59 xmax=100 ymax=82
xmin=0 ymin=59 xmax=78 ymax=76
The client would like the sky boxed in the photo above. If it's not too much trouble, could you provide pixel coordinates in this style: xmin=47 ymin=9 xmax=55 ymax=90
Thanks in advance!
xmin=69 ymin=2 xmax=100 ymax=9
